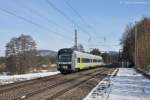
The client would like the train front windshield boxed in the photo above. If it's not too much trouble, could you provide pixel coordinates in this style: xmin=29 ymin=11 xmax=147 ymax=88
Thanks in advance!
xmin=58 ymin=48 xmax=73 ymax=63
xmin=58 ymin=54 xmax=72 ymax=62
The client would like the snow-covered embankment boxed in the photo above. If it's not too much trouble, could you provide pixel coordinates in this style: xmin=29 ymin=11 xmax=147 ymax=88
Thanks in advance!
xmin=84 ymin=68 xmax=150 ymax=100
xmin=0 ymin=71 xmax=60 ymax=85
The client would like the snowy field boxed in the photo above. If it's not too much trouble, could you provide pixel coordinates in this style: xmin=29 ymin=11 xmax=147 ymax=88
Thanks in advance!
xmin=84 ymin=68 xmax=150 ymax=100
xmin=0 ymin=71 xmax=60 ymax=85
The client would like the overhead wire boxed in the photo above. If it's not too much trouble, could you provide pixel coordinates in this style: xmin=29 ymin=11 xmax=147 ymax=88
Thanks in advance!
xmin=63 ymin=0 xmax=104 ymax=39
xmin=46 ymin=0 xmax=92 ymax=41
xmin=63 ymin=0 xmax=94 ymax=45
xmin=14 ymin=0 xmax=72 ymax=34
xmin=0 ymin=7 xmax=72 ymax=41
xmin=63 ymin=0 xmax=115 ymax=51
xmin=63 ymin=0 xmax=93 ymax=31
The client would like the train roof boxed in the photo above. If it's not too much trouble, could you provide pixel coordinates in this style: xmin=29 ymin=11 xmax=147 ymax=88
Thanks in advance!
xmin=58 ymin=48 xmax=73 ymax=54
xmin=74 ymin=51 xmax=102 ymax=59
xmin=58 ymin=48 xmax=102 ymax=59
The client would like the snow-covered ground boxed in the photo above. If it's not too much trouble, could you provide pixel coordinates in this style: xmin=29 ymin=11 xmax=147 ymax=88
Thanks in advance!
xmin=0 ymin=71 xmax=60 ymax=85
xmin=84 ymin=68 xmax=150 ymax=100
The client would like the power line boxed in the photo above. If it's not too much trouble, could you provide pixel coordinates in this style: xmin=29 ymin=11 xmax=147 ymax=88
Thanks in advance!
xmin=14 ymin=0 xmax=72 ymax=34
xmin=64 ymin=0 xmax=101 ymax=37
xmin=0 ymin=7 xmax=41 ymax=27
xmin=0 ymin=7 xmax=72 ymax=41
xmin=90 ymin=44 xmax=120 ymax=47
xmin=63 ymin=0 xmax=92 ymax=29
xmin=46 ymin=0 xmax=91 ymax=40
xmin=46 ymin=0 xmax=76 ymax=26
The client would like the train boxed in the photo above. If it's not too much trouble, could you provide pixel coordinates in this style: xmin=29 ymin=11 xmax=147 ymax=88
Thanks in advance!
xmin=57 ymin=48 xmax=104 ymax=73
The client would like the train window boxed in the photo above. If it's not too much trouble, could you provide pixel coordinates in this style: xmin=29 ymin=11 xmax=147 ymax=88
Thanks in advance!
xmin=78 ymin=58 xmax=80 ymax=63
xmin=93 ymin=59 xmax=97 ymax=62
xmin=96 ymin=60 xmax=98 ymax=62
xmin=58 ymin=55 xmax=71 ymax=62
xmin=90 ymin=59 xmax=92 ymax=63
xmin=83 ymin=58 xmax=90 ymax=63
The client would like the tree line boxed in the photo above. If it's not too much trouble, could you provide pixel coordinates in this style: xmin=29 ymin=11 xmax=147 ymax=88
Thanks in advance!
xmin=121 ymin=17 xmax=150 ymax=72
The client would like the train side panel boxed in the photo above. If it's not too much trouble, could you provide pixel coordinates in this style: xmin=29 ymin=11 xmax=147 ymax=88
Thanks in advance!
xmin=74 ymin=51 xmax=103 ymax=70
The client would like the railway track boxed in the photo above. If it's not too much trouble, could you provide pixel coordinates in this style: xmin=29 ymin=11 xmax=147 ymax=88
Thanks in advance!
xmin=24 ymin=67 xmax=114 ymax=100
xmin=46 ymin=71 xmax=110 ymax=100
xmin=0 ymin=74 xmax=62 ymax=99
xmin=0 ymin=74 xmax=62 ymax=92
xmin=0 ymin=67 xmax=114 ymax=100
xmin=18 ymin=67 xmax=106 ymax=100
xmin=56 ymin=68 xmax=116 ymax=100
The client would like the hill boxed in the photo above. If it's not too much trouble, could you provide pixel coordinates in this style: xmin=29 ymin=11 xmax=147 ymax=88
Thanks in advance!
xmin=37 ymin=50 xmax=57 ymax=57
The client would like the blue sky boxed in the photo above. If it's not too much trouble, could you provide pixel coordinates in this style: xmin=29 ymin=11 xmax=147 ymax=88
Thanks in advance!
xmin=0 ymin=0 xmax=149 ymax=56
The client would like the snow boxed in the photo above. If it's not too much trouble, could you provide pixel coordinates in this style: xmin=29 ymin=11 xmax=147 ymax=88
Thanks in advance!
xmin=0 ymin=71 xmax=60 ymax=85
xmin=84 ymin=68 xmax=150 ymax=100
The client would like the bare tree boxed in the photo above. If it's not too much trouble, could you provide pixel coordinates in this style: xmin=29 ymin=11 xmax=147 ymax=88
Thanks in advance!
xmin=121 ymin=23 xmax=135 ymax=64
xmin=90 ymin=48 xmax=101 ymax=56
xmin=121 ymin=17 xmax=150 ymax=72
xmin=5 ymin=34 xmax=37 ymax=74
